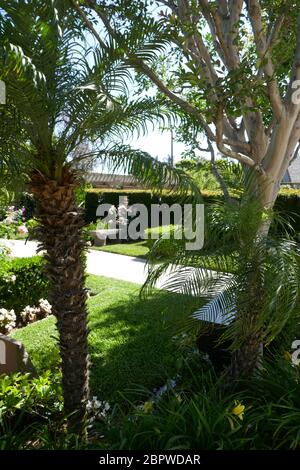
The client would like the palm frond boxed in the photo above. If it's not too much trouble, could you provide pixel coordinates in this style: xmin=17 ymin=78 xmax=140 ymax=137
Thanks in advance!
xmin=192 ymin=287 xmax=236 ymax=326
xmin=97 ymin=144 xmax=202 ymax=202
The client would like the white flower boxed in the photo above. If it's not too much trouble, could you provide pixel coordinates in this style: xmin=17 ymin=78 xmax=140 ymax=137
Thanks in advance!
xmin=20 ymin=299 xmax=52 ymax=325
xmin=39 ymin=299 xmax=52 ymax=315
xmin=20 ymin=305 xmax=39 ymax=324
xmin=11 ymin=275 xmax=16 ymax=283
xmin=86 ymin=396 xmax=110 ymax=423
xmin=0 ymin=308 xmax=16 ymax=334
xmin=4 ymin=216 xmax=14 ymax=225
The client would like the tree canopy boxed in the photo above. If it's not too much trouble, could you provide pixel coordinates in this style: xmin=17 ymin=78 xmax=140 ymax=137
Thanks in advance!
xmin=76 ymin=0 xmax=300 ymax=207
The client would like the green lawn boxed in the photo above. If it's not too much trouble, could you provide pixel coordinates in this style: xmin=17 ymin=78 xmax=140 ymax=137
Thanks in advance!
xmin=12 ymin=275 xmax=201 ymax=404
xmin=91 ymin=240 xmax=149 ymax=258
xmin=92 ymin=241 xmax=236 ymax=273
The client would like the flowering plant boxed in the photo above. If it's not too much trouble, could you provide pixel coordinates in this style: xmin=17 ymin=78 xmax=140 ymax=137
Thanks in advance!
xmin=0 ymin=308 xmax=16 ymax=334
xmin=17 ymin=225 xmax=28 ymax=235
xmin=86 ymin=396 xmax=110 ymax=425
xmin=20 ymin=298 xmax=52 ymax=326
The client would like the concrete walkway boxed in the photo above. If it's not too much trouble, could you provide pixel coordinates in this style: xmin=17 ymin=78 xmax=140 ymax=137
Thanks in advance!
xmin=0 ymin=239 xmax=149 ymax=284
xmin=0 ymin=238 xmax=227 ymax=323
xmin=86 ymin=249 xmax=149 ymax=284
xmin=1 ymin=239 xmax=41 ymax=258
xmin=0 ymin=238 xmax=216 ymax=289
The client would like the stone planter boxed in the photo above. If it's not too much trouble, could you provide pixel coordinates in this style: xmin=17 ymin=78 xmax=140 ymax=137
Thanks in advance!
xmin=90 ymin=229 xmax=119 ymax=246
xmin=0 ymin=334 xmax=35 ymax=375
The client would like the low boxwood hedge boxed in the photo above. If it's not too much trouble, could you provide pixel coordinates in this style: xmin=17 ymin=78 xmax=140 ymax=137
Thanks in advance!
xmin=0 ymin=256 xmax=49 ymax=319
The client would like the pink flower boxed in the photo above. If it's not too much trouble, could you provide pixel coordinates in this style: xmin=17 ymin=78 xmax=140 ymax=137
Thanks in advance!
xmin=18 ymin=225 xmax=28 ymax=235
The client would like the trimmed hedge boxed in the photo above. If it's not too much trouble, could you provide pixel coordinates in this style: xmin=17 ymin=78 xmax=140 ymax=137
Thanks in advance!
xmin=85 ymin=187 xmax=300 ymax=233
xmin=86 ymin=189 xmax=156 ymax=223
xmin=0 ymin=256 xmax=49 ymax=319
xmin=85 ymin=188 xmax=201 ymax=225
xmin=274 ymin=188 xmax=300 ymax=232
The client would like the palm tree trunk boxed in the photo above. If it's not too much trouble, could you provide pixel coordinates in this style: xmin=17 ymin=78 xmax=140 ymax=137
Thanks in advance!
xmin=230 ymin=180 xmax=272 ymax=379
xmin=230 ymin=331 xmax=263 ymax=379
xmin=30 ymin=167 xmax=89 ymax=432
xmin=230 ymin=265 xmax=264 ymax=379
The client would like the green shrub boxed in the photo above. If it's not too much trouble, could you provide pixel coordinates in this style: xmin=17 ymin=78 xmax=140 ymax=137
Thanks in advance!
xmin=145 ymin=225 xmax=183 ymax=258
xmin=26 ymin=218 xmax=39 ymax=239
xmin=84 ymin=191 xmax=99 ymax=223
xmin=0 ymin=219 xmax=34 ymax=240
xmin=0 ymin=221 xmax=19 ymax=239
xmin=0 ymin=246 xmax=9 ymax=262
xmin=106 ymin=366 xmax=248 ymax=450
xmin=0 ymin=371 xmax=64 ymax=449
xmin=105 ymin=354 xmax=300 ymax=450
xmin=84 ymin=187 xmax=300 ymax=235
xmin=83 ymin=222 xmax=98 ymax=243
xmin=75 ymin=182 xmax=92 ymax=208
xmin=84 ymin=189 xmax=155 ymax=223
xmin=0 ymin=256 xmax=49 ymax=320
xmin=17 ymin=192 xmax=36 ymax=220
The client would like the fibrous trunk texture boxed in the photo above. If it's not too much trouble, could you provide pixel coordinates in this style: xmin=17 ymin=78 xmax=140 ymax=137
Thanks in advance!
xmin=230 ymin=184 xmax=270 ymax=380
xmin=230 ymin=332 xmax=263 ymax=380
xmin=30 ymin=168 xmax=89 ymax=432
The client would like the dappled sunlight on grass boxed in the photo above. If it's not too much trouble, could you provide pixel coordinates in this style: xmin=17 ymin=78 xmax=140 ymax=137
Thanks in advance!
xmin=12 ymin=275 xmax=201 ymax=404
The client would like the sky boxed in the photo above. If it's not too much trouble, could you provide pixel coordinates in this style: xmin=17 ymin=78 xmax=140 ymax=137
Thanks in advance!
xmin=126 ymin=126 xmax=187 ymax=163
xmin=84 ymin=17 xmax=206 ymax=171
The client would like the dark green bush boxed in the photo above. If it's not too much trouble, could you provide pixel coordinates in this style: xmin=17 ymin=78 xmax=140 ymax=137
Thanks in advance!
xmin=85 ymin=187 xmax=300 ymax=235
xmin=273 ymin=188 xmax=300 ymax=233
xmin=85 ymin=191 xmax=99 ymax=223
xmin=85 ymin=189 xmax=155 ymax=223
xmin=17 ymin=192 xmax=36 ymax=220
xmin=0 ymin=256 xmax=48 ymax=318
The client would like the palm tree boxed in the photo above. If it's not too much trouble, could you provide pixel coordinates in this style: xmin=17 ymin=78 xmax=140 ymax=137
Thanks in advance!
xmin=0 ymin=0 xmax=199 ymax=431
xmin=143 ymin=166 xmax=300 ymax=379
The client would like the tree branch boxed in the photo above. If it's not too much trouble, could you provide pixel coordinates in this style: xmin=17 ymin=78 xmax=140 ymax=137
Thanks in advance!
xmin=128 ymin=57 xmax=216 ymax=141
xmin=215 ymin=107 xmax=257 ymax=168
xmin=247 ymin=0 xmax=283 ymax=121
xmin=286 ymin=13 xmax=300 ymax=119
xmin=207 ymin=139 xmax=232 ymax=202
xmin=70 ymin=0 xmax=108 ymax=50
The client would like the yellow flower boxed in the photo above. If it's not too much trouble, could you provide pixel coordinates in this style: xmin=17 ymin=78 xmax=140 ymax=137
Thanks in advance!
xmin=231 ymin=401 xmax=245 ymax=420
xmin=143 ymin=401 xmax=154 ymax=414
xmin=284 ymin=351 xmax=292 ymax=361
